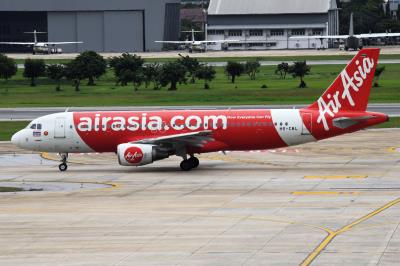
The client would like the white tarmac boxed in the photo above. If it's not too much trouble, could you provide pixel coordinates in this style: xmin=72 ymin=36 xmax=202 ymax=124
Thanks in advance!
xmin=0 ymin=129 xmax=399 ymax=266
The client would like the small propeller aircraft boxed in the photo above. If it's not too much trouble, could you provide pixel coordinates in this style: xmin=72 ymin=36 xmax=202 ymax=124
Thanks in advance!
xmin=291 ymin=13 xmax=400 ymax=50
xmin=156 ymin=29 xmax=239 ymax=53
xmin=0 ymin=30 xmax=83 ymax=54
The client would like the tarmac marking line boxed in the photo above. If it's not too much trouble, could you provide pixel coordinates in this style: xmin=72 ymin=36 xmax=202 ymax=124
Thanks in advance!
xmin=0 ymin=179 xmax=121 ymax=190
xmin=292 ymin=191 xmax=359 ymax=196
xmin=386 ymin=147 xmax=399 ymax=153
xmin=40 ymin=152 xmax=104 ymax=165
xmin=304 ymin=175 xmax=367 ymax=179
xmin=301 ymin=197 xmax=400 ymax=266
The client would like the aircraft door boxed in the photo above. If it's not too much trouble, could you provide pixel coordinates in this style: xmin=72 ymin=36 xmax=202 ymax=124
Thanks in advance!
xmin=300 ymin=112 xmax=312 ymax=135
xmin=54 ymin=117 xmax=66 ymax=138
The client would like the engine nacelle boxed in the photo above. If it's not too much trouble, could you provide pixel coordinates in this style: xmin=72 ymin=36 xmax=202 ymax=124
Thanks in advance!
xmin=117 ymin=143 xmax=170 ymax=166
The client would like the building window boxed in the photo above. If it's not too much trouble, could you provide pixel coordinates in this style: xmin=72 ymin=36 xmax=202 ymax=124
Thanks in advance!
xmin=292 ymin=29 xmax=306 ymax=36
xmin=270 ymin=30 xmax=284 ymax=36
xmin=208 ymin=30 xmax=224 ymax=35
xmin=249 ymin=30 xmax=263 ymax=36
xmin=228 ymin=43 xmax=243 ymax=48
xmin=228 ymin=30 xmax=242 ymax=37
xmin=266 ymin=42 xmax=277 ymax=47
xmin=312 ymin=29 xmax=323 ymax=36
xmin=248 ymin=43 xmax=264 ymax=47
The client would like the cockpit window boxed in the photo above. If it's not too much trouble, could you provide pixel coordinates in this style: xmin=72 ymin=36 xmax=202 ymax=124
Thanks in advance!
xmin=30 ymin=124 xmax=37 ymax=129
xmin=37 ymin=124 xmax=42 ymax=130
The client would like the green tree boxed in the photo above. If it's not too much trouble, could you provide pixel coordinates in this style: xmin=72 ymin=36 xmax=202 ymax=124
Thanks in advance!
xmin=245 ymin=61 xmax=261 ymax=80
xmin=110 ymin=53 xmax=144 ymax=86
xmin=23 ymin=59 xmax=46 ymax=87
xmin=143 ymin=63 xmax=162 ymax=90
xmin=339 ymin=0 xmax=386 ymax=34
xmin=65 ymin=60 xmax=86 ymax=92
xmin=225 ymin=61 xmax=245 ymax=83
xmin=374 ymin=66 xmax=385 ymax=87
xmin=275 ymin=62 xmax=289 ymax=79
xmin=178 ymin=54 xmax=200 ymax=83
xmin=288 ymin=61 xmax=311 ymax=88
xmin=159 ymin=61 xmax=187 ymax=90
xmin=195 ymin=65 xmax=216 ymax=89
xmin=117 ymin=69 xmax=145 ymax=92
xmin=376 ymin=18 xmax=400 ymax=33
xmin=0 ymin=54 xmax=17 ymax=81
xmin=46 ymin=64 xmax=66 ymax=92
xmin=74 ymin=51 xmax=107 ymax=86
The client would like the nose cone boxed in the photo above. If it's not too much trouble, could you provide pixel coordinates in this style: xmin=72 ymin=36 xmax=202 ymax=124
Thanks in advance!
xmin=11 ymin=130 xmax=22 ymax=146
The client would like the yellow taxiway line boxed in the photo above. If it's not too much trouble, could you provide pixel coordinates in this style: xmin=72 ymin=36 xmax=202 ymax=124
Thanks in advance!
xmin=40 ymin=152 xmax=102 ymax=165
xmin=387 ymin=147 xmax=399 ymax=153
xmin=301 ymin=197 xmax=400 ymax=266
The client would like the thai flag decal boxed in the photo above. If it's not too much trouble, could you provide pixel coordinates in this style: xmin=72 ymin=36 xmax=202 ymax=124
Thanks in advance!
xmin=33 ymin=131 xmax=41 ymax=137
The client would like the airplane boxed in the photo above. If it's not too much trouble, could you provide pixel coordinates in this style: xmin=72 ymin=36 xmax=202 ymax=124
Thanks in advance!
xmin=11 ymin=48 xmax=388 ymax=172
xmin=290 ymin=13 xmax=400 ymax=50
xmin=0 ymin=30 xmax=83 ymax=55
xmin=155 ymin=29 xmax=239 ymax=53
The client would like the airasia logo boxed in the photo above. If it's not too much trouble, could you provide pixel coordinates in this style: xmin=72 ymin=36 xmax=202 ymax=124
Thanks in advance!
xmin=317 ymin=56 xmax=375 ymax=131
xmin=124 ymin=147 xmax=144 ymax=164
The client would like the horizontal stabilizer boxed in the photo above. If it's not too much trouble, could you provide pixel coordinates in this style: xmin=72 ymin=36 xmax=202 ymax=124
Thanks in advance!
xmin=332 ymin=116 xmax=375 ymax=129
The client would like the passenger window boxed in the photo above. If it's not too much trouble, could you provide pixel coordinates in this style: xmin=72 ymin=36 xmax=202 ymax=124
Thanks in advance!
xmin=30 ymin=124 xmax=36 ymax=129
xmin=37 ymin=124 xmax=42 ymax=130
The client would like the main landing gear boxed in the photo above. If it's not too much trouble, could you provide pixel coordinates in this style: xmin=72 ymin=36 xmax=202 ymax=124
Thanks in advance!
xmin=180 ymin=156 xmax=200 ymax=171
xmin=59 ymin=153 xmax=68 ymax=172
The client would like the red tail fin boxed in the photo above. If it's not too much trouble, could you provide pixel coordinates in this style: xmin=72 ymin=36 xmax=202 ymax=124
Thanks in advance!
xmin=307 ymin=48 xmax=380 ymax=112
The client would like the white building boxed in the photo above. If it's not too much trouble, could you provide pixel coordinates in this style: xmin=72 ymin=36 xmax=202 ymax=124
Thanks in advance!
xmin=206 ymin=0 xmax=339 ymax=50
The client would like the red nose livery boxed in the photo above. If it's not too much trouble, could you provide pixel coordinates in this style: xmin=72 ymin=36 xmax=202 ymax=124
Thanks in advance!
xmin=11 ymin=49 xmax=389 ymax=172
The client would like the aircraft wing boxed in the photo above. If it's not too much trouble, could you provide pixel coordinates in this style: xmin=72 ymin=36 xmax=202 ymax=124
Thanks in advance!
xmin=0 ymin=42 xmax=36 ymax=45
xmin=134 ymin=130 xmax=214 ymax=148
xmin=45 ymin=42 xmax=83 ymax=45
xmin=201 ymin=40 xmax=240 ymax=43
xmin=355 ymin=33 xmax=400 ymax=38
xmin=291 ymin=32 xmax=400 ymax=40
xmin=155 ymin=41 xmax=192 ymax=44
xmin=155 ymin=40 xmax=240 ymax=44
xmin=290 ymin=35 xmax=349 ymax=39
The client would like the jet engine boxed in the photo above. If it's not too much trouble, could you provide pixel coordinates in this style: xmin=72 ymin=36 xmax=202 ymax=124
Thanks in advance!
xmin=117 ymin=143 xmax=170 ymax=166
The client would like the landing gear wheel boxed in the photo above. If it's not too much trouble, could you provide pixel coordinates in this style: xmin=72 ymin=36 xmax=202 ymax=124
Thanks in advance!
xmin=180 ymin=160 xmax=193 ymax=171
xmin=59 ymin=163 xmax=68 ymax=172
xmin=59 ymin=153 xmax=69 ymax=172
xmin=189 ymin=157 xmax=200 ymax=168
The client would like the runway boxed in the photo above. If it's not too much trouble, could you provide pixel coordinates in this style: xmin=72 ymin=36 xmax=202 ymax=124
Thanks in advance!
xmin=1 ymin=104 xmax=399 ymax=121
xmin=0 ymin=129 xmax=399 ymax=265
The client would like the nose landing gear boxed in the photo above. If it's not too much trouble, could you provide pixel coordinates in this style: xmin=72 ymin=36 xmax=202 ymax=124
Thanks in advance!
xmin=180 ymin=156 xmax=200 ymax=171
xmin=58 ymin=153 xmax=68 ymax=172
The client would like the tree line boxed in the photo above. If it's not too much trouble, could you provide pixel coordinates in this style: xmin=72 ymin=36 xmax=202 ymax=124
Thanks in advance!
xmin=0 ymin=51 xmax=386 ymax=92
xmin=339 ymin=0 xmax=400 ymax=34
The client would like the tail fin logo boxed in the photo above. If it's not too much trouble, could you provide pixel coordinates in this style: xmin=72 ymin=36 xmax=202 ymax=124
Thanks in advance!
xmin=317 ymin=56 xmax=375 ymax=131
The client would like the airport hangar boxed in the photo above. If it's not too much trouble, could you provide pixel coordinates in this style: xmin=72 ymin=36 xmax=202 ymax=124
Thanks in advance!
xmin=206 ymin=0 xmax=340 ymax=50
xmin=0 ymin=0 xmax=180 ymax=53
